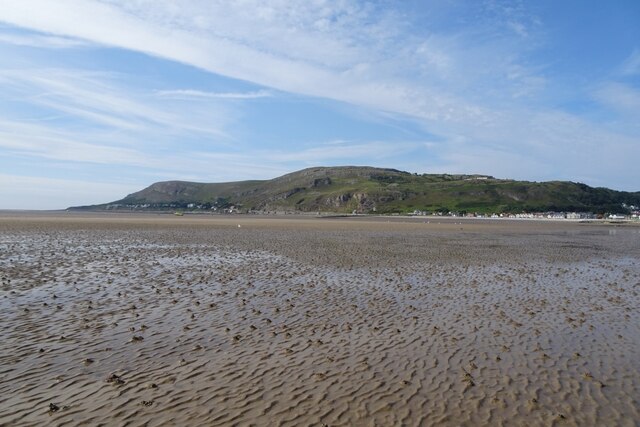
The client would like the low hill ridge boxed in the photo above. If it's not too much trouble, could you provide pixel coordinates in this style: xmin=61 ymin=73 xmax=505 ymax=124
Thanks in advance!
xmin=70 ymin=166 xmax=640 ymax=214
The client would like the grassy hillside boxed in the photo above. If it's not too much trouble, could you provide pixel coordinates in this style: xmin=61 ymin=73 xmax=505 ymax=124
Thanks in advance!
xmin=70 ymin=166 xmax=640 ymax=214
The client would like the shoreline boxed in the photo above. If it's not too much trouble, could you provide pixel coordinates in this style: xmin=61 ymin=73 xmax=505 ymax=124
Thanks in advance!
xmin=1 ymin=209 xmax=639 ymax=228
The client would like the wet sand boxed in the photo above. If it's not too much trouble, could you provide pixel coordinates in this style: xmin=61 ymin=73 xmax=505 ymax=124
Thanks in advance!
xmin=1 ymin=212 xmax=639 ymax=426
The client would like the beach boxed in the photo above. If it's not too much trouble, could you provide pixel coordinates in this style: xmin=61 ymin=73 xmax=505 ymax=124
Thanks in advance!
xmin=1 ymin=212 xmax=638 ymax=426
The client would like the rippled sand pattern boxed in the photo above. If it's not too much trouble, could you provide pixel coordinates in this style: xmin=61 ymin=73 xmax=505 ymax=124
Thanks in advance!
xmin=1 ymin=214 xmax=639 ymax=426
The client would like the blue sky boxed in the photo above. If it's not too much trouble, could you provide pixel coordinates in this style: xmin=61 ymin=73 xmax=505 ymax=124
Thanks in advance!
xmin=0 ymin=0 xmax=639 ymax=209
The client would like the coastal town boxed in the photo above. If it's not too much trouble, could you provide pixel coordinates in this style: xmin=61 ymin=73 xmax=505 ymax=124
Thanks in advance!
xmin=99 ymin=201 xmax=640 ymax=221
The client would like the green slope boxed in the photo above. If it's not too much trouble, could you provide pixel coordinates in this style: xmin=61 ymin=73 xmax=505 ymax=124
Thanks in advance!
xmin=70 ymin=166 xmax=640 ymax=214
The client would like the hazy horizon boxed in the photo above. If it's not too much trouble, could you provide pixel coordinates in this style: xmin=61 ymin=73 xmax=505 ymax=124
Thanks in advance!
xmin=1 ymin=1 xmax=639 ymax=209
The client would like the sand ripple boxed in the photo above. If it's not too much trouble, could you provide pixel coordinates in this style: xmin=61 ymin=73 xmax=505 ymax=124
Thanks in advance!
xmin=0 ymin=214 xmax=639 ymax=426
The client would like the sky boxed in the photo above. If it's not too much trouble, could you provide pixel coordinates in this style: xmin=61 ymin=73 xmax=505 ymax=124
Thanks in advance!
xmin=0 ymin=0 xmax=639 ymax=209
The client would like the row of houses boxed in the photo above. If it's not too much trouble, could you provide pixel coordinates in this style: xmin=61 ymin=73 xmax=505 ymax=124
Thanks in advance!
xmin=512 ymin=212 xmax=597 ymax=220
xmin=410 ymin=210 xmax=639 ymax=220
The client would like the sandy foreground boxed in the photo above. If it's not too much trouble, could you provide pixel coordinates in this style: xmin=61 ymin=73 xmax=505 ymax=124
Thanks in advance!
xmin=0 ymin=212 xmax=638 ymax=426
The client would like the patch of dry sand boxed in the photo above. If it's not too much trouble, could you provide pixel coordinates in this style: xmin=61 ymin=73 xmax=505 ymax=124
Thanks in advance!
xmin=0 ymin=213 xmax=638 ymax=426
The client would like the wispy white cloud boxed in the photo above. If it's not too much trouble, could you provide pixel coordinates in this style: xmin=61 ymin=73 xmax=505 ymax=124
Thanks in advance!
xmin=507 ymin=21 xmax=528 ymax=38
xmin=0 ymin=119 xmax=150 ymax=165
xmin=0 ymin=173 xmax=140 ymax=210
xmin=0 ymin=0 xmax=492 ymax=125
xmin=0 ymin=116 xmax=327 ymax=183
xmin=0 ymin=32 xmax=88 ymax=48
xmin=185 ymin=140 xmax=425 ymax=181
xmin=264 ymin=141 xmax=420 ymax=163
xmin=427 ymin=109 xmax=640 ymax=189
xmin=0 ymin=68 xmax=230 ymax=137
xmin=155 ymin=89 xmax=272 ymax=100
xmin=618 ymin=49 xmax=640 ymax=76
xmin=594 ymin=82 xmax=640 ymax=117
